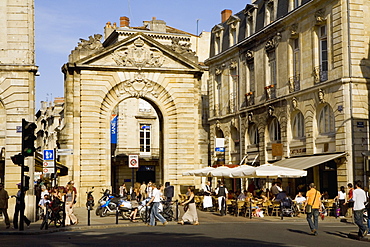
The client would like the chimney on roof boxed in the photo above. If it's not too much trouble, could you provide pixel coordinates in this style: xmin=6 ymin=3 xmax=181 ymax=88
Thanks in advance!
xmin=120 ymin=16 xmax=130 ymax=27
xmin=148 ymin=17 xmax=166 ymax=33
xmin=221 ymin=9 xmax=232 ymax=23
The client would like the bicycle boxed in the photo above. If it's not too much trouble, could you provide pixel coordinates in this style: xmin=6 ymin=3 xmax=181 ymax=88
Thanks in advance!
xmin=40 ymin=200 xmax=64 ymax=229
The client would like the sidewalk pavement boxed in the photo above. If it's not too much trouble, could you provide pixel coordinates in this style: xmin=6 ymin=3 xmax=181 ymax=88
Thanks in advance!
xmin=0 ymin=206 xmax=368 ymax=241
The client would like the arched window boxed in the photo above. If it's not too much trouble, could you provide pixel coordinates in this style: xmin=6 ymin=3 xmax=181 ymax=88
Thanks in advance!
xmin=248 ymin=124 xmax=259 ymax=145
xmin=269 ymin=118 xmax=281 ymax=142
xmin=292 ymin=111 xmax=305 ymax=138
xmin=318 ymin=104 xmax=334 ymax=134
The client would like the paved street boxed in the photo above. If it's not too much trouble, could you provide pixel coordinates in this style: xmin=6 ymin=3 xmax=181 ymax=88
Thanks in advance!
xmin=1 ymin=208 xmax=369 ymax=246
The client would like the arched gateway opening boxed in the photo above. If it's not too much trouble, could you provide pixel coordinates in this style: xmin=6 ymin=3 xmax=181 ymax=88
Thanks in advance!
xmin=110 ymin=97 xmax=164 ymax=193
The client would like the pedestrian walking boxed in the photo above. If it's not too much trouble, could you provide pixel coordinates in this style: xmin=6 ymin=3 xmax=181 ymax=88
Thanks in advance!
xmin=304 ymin=183 xmax=321 ymax=236
xmin=146 ymin=183 xmax=167 ymax=226
xmin=352 ymin=181 xmax=368 ymax=238
xmin=215 ymin=182 xmax=228 ymax=216
xmin=0 ymin=182 xmax=10 ymax=229
xmin=65 ymin=184 xmax=78 ymax=226
xmin=178 ymin=186 xmax=199 ymax=225
xmin=140 ymin=182 xmax=147 ymax=199
xmin=13 ymin=183 xmax=31 ymax=229
xmin=334 ymin=186 xmax=347 ymax=218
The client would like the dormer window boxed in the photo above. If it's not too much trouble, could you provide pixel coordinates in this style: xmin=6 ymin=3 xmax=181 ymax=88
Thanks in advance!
xmin=265 ymin=0 xmax=275 ymax=25
xmin=212 ymin=25 xmax=224 ymax=54
xmin=227 ymin=15 xmax=240 ymax=47
xmin=244 ymin=4 xmax=256 ymax=37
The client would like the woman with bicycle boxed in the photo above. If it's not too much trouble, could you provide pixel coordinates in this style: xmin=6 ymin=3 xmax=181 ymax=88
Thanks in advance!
xmin=65 ymin=184 xmax=78 ymax=226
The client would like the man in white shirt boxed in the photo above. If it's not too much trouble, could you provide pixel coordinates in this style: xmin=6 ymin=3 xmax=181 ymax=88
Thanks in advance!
xmin=146 ymin=183 xmax=167 ymax=226
xmin=215 ymin=182 xmax=228 ymax=216
xmin=353 ymin=181 xmax=368 ymax=237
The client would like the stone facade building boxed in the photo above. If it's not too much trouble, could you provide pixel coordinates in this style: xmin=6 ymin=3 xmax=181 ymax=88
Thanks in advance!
xmin=59 ymin=16 xmax=210 ymax=200
xmin=206 ymin=0 xmax=370 ymax=196
xmin=0 ymin=0 xmax=37 ymax=196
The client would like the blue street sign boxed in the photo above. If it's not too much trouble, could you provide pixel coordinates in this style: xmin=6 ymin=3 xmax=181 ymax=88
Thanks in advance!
xmin=43 ymin=149 xmax=54 ymax=161
xmin=215 ymin=147 xmax=225 ymax=152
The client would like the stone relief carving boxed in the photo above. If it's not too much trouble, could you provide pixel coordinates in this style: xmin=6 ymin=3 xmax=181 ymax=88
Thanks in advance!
xmin=292 ymin=97 xmax=298 ymax=109
xmin=77 ymin=34 xmax=103 ymax=50
xmin=215 ymin=68 xmax=223 ymax=76
xmin=113 ymin=38 xmax=164 ymax=68
xmin=318 ymin=89 xmax=325 ymax=103
xmin=167 ymin=37 xmax=196 ymax=57
xmin=229 ymin=60 xmax=238 ymax=70
xmin=268 ymin=105 xmax=275 ymax=117
xmin=246 ymin=50 xmax=254 ymax=61
xmin=290 ymin=24 xmax=298 ymax=38
xmin=119 ymin=72 xmax=158 ymax=98
xmin=315 ymin=9 xmax=326 ymax=25
xmin=265 ymin=33 xmax=281 ymax=51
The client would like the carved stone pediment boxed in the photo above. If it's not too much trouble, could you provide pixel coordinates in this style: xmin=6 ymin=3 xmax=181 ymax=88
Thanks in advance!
xmin=112 ymin=38 xmax=164 ymax=68
xmin=227 ymin=15 xmax=241 ymax=28
xmin=212 ymin=24 xmax=224 ymax=34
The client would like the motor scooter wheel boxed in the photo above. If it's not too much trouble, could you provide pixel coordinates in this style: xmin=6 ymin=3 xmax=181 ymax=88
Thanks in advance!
xmin=100 ymin=208 xmax=108 ymax=217
xmin=95 ymin=207 xmax=102 ymax=216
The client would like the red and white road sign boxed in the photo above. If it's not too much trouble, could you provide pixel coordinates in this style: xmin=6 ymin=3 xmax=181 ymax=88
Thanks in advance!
xmin=43 ymin=167 xmax=55 ymax=174
xmin=129 ymin=155 xmax=139 ymax=168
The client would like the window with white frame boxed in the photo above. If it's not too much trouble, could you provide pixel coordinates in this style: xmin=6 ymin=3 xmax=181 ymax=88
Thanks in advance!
xmin=140 ymin=124 xmax=151 ymax=153
xmin=319 ymin=25 xmax=328 ymax=81
xmin=292 ymin=111 xmax=305 ymax=138
xmin=318 ymin=104 xmax=334 ymax=134
xmin=269 ymin=118 xmax=281 ymax=142
xmin=248 ymin=124 xmax=259 ymax=145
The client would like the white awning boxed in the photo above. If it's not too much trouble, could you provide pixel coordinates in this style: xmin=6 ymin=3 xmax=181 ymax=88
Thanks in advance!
xmin=272 ymin=153 xmax=346 ymax=170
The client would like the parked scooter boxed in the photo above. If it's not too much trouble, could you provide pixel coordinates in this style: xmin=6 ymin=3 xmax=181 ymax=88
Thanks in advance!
xmin=95 ymin=189 xmax=113 ymax=216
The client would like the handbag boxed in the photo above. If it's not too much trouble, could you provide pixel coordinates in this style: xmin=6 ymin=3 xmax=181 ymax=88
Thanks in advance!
xmin=305 ymin=189 xmax=317 ymax=214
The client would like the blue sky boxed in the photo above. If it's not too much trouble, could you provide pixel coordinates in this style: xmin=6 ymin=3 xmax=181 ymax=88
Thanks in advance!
xmin=35 ymin=0 xmax=251 ymax=110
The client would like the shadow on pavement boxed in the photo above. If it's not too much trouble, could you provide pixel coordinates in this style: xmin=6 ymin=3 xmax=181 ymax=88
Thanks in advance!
xmin=287 ymin=229 xmax=312 ymax=236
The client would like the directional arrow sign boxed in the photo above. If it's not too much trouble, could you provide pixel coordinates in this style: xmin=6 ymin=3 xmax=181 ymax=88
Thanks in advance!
xmin=57 ymin=149 xmax=73 ymax=155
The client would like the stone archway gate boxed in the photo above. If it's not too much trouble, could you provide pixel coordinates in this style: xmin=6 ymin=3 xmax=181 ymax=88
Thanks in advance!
xmin=60 ymin=33 xmax=207 ymax=201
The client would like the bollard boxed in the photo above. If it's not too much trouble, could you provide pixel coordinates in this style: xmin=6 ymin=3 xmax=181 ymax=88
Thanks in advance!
xmin=116 ymin=206 xmax=119 ymax=224
xmin=280 ymin=202 xmax=283 ymax=220
xmin=87 ymin=206 xmax=91 ymax=226
xmin=175 ymin=200 xmax=179 ymax=221
xmin=62 ymin=200 xmax=66 ymax=227
xmin=249 ymin=201 xmax=252 ymax=219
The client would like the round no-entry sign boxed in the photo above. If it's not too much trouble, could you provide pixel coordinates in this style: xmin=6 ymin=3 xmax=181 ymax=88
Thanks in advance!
xmin=129 ymin=155 xmax=139 ymax=168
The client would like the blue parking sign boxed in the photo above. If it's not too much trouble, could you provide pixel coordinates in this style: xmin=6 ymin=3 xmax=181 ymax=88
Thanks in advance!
xmin=43 ymin=149 xmax=54 ymax=161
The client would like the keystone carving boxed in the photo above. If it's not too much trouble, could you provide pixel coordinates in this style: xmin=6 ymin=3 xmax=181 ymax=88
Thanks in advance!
xmin=315 ymin=9 xmax=326 ymax=25
xmin=119 ymin=72 xmax=158 ymax=98
xmin=265 ymin=33 xmax=281 ymax=51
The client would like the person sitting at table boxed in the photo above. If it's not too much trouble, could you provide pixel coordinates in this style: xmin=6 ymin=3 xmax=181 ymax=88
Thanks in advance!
xmin=294 ymin=192 xmax=306 ymax=214
xmin=237 ymin=190 xmax=248 ymax=201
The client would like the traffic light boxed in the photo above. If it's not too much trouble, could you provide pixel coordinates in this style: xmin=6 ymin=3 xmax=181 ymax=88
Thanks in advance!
xmin=24 ymin=175 xmax=30 ymax=191
xmin=21 ymin=119 xmax=37 ymax=157
xmin=11 ymin=153 xmax=24 ymax=165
